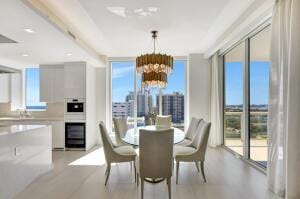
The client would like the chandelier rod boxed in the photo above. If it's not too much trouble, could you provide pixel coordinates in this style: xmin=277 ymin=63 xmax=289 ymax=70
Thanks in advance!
xmin=151 ymin=30 xmax=158 ymax=53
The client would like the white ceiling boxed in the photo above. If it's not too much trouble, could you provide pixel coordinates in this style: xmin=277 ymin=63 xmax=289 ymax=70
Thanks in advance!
xmin=0 ymin=0 xmax=269 ymax=69
xmin=77 ymin=0 xmax=256 ymax=57
xmin=0 ymin=0 xmax=104 ymax=69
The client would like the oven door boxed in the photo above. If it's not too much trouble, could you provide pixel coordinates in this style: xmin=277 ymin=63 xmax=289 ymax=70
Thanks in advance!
xmin=67 ymin=102 xmax=84 ymax=113
xmin=65 ymin=122 xmax=85 ymax=148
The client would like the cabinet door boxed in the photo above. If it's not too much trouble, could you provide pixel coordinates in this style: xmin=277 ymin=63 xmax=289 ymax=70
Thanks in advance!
xmin=0 ymin=74 xmax=11 ymax=103
xmin=10 ymin=73 xmax=22 ymax=110
xmin=51 ymin=121 xmax=65 ymax=149
xmin=40 ymin=67 xmax=54 ymax=102
xmin=53 ymin=68 xmax=64 ymax=102
xmin=64 ymin=62 xmax=86 ymax=98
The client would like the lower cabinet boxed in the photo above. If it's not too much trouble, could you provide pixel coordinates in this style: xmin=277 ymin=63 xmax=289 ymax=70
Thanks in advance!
xmin=0 ymin=120 xmax=65 ymax=149
xmin=51 ymin=121 xmax=65 ymax=149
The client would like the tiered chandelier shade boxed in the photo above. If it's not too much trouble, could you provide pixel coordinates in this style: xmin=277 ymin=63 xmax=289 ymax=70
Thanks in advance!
xmin=142 ymin=71 xmax=167 ymax=88
xmin=136 ymin=53 xmax=173 ymax=74
xmin=136 ymin=30 xmax=173 ymax=88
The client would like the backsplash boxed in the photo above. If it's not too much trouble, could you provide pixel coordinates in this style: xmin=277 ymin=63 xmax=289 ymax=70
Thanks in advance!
xmin=0 ymin=102 xmax=64 ymax=118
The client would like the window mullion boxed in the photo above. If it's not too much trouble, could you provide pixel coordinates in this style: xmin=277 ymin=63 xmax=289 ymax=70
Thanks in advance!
xmin=243 ymin=39 xmax=250 ymax=159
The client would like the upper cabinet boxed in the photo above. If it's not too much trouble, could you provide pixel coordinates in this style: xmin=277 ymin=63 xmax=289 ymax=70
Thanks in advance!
xmin=40 ymin=64 xmax=64 ymax=102
xmin=64 ymin=62 xmax=86 ymax=99
xmin=0 ymin=74 xmax=11 ymax=103
xmin=10 ymin=73 xmax=22 ymax=110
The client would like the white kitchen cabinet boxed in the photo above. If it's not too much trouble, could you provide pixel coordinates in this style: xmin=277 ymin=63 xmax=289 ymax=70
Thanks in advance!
xmin=64 ymin=62 xmax=86 ymax=98
xmin=51 ymin=121 xmax=65 ymax=149
xmin=53 ymin=67 xmax=64 ymax=102
xmin=0 ymin=74 xmax=11 ymax=103
xmin=40 ymin=64 xmax=64 ymax=102
xmin=10 ymin=73 xmax=22 ymax=110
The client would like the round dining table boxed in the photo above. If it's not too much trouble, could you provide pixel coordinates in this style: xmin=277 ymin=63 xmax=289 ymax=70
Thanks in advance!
xmin=122 ymin=125 xmax=185 ymax=183
xmin=122 ymin=125 xmax=185 ymax=146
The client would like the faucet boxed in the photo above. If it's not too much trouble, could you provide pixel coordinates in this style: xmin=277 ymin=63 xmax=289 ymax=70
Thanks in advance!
xmin=17 ymin=109 xmax=31 ymax=118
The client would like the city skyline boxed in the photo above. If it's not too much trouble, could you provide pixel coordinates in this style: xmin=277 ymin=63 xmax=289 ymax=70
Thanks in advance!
xmin=112 ymin=60 xmax=186 ymax=103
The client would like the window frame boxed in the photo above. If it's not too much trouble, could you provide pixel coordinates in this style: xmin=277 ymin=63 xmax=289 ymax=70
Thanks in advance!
xmin=222 ymin=23 xmax=271 ymax=170
xmin=108 ymin=57 xmax=188 ymax=132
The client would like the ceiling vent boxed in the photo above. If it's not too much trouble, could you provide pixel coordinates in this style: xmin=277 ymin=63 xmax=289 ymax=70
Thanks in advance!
xmin=0 ymin=34 xmax=17 ymax=43
xmin=67 ymin=31 xmax=76 ymax=40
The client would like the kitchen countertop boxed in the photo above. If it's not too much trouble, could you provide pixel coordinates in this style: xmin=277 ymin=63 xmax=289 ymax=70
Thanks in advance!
xmin=0 ymin=124 xmax=48 ymax=135
xmin=0 ymin=117 xmax=64 ymax=121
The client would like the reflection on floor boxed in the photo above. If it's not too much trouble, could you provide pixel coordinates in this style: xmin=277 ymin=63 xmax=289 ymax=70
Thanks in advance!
xmin=15 ymin=146 xmax=275 ymax=199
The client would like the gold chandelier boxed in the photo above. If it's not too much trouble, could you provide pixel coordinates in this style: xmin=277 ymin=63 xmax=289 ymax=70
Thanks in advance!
xmin=136 ymin=30 xmax=173 ymax=88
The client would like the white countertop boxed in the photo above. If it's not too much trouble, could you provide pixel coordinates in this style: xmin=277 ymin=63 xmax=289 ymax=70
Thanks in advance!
xmin=0 ymin=117 xmax=64 ymax=121
xmin=0 ymin=124 xmax=48 ymax=135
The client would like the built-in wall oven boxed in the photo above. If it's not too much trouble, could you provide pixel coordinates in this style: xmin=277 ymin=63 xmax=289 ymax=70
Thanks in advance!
xmin=65 ymin=122 xmax=85 ymax=148
xmin=65 ymin=98 xmax=85 ymax=114
xmin=65 ymin=98 xmax=86 ymax=149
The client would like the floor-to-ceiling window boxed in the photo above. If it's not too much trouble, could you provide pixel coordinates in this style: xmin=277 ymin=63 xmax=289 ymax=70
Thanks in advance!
xmin=249 ymin=26 xmax=271 ymax=167
xmin=224 ymin=43 xmax=245 ymax=156
xmin=25 ymin=68 xmax=46 ymax=110
xmin=111 ymin=59 xmax=186 ymax=131
xmin=223 ymin=25 xmax=271 ymax=168
xmin=111 ymin=61 xmax=135 ymax=131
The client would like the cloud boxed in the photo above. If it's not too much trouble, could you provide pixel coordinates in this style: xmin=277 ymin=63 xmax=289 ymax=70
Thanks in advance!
xmin=112 ymin=66 xmax=133 ymax=79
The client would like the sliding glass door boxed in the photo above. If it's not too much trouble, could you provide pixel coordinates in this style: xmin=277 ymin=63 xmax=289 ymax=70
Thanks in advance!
xmin=249 ymin=27 xmax=271 ymax=167
xmin=224 ymin=43 xmax=245 ymax=156
xmin=223 ymin=25 xmax=271 ymax=168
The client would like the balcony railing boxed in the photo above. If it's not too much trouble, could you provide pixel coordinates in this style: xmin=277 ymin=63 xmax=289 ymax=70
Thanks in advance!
xmin=224 ymin=111 xmax=268 ymax=164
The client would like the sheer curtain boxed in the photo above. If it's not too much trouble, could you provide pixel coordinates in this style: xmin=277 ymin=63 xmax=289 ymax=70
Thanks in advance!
xmin=209 ymin=53 xmax=223 ymax=147
xmin=268 ymin=0 xmax=300 ymax=198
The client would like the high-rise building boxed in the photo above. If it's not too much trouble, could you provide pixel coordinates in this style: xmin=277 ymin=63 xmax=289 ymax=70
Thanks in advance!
xmin=126 ymin=90 xmax=153 ymax=117
xmin=112 ymin=102 xmax=133 ymax=118
xmin=156 ymin=92 xmax=184 ymax=123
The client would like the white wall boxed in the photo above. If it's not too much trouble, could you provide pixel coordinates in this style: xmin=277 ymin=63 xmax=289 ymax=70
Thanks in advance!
xmin=95 ymin=67 xmax=107 ymax=145
xmin=85 ymin=63 xmax=97 ymax=150
xmin=188 ymin=54 xmax=212 ymax=122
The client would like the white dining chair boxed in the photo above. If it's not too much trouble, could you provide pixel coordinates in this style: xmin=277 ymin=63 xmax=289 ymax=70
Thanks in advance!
xmin=174 ymin=120 xmax=211 ymax=184
xmin=136 ymin=128 xmax=174 ymax=199
xmin=177 ymin=117 xmax=202 ymax=146
xmin=155 ymin=115 xmax=172 ymax=127
xmin=113 ymin=117 xmax=129 ymax=146
xmin=99 ymin=122 xmax=137 ymax=185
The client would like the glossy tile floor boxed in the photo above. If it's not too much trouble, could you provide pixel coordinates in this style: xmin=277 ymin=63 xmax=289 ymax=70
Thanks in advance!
xmin=15 ymin=146 xmax=276 ymax=199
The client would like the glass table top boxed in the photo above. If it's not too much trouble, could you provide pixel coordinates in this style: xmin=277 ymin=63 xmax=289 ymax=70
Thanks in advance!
xmin=122 ymin=125 xmax=185 ymax=146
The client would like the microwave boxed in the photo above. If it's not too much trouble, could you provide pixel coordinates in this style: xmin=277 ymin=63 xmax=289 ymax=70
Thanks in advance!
xmin=65 ymin=99 xmax=85 ymax=113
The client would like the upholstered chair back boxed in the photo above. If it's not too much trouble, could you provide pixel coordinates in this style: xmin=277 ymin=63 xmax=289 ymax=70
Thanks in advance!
xmin=139 ymin=129 xmax=174 ymax=179
xmin=155 ymin=115 xmax=172 ymax=127
xmin=113 ymin=117 xmax=128 ymax=146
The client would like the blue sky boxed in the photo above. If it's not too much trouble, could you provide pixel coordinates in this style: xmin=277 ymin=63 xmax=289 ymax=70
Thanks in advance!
xmin=225 ymin=61 xmax=270 ymax=105
xmin=26 ymin=68 xmax=46 ymax=108
xmin=112 ymin=60 xmax=186 ymax=103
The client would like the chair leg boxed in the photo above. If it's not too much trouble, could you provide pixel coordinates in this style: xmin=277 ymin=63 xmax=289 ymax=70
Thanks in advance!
xmin=137 ymin=173 xmax=139 ymax=186
xmin=195 ymin=161 xmax=200 ymax=172
xmin=167 ymin=177 xmax=171 ymax=199
xmin=141 ymin=178 xmax=144 ymax=199
xmin=130 ymin=161 xmax=133 ymax=172
xmin=134 ymin=161 xmax=137 ymax=183
xmin=200 ymin=161 xmax=206 ymax=183
xmin=176 ymin=161 xmax=180 ymax=184
xmin=105 ymin=163 xmax=111 ymax=186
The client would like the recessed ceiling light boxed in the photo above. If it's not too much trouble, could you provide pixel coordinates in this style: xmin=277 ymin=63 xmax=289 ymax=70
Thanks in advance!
xmin=24 ymin=28 xmax=35 ymax=33
xmin=148 ymin=7 xmax=158 ymax=12
xmin=22 ymin=54 xmax=29 ymax=57
xmin=66 ymin=52 xmax=72 ymax=56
